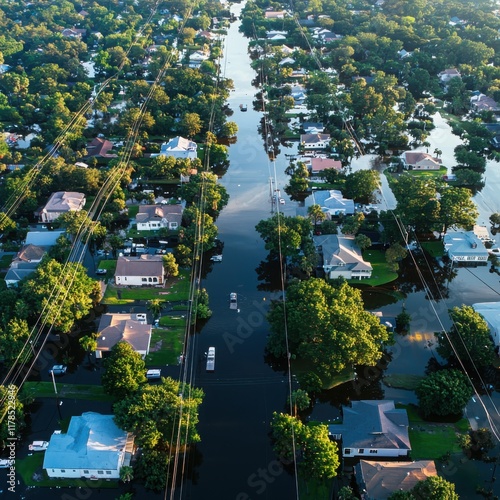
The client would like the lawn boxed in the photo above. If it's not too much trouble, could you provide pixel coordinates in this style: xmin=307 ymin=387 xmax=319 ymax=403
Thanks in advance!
xmin=291 ymin=359 xmax=355 ymax=390
xmin=298 ymin=477 xmax=332 ymax=500
xmin=17 ymin=454 xmax=118 ymax=488
xmin=351 ymin=249 xmax=398 ymax=286
xmin=383 ymin=373 xmax=424 ymax=390
xmin=407 ymin=166 xmax=447 ymax=179
xmin=420 ymin=240 xmax=444 ymax=258
xmin=396 ymin=403 xmax=469 ymax=460
xmin=127 ymin=204 xmax=139 ymax=219
xmin=146 ymin=324 xmax=185 ymax=365
xmin=23 ymin=382 xmax=109 ymax=401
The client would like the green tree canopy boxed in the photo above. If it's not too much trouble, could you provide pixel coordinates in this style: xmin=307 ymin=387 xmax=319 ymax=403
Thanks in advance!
xmin=266 ymin=279 xmax=392 ymax=380
xmin=416 ymin=369 xmax=473 ymax=418
xmin=0 ymin=318 xmax=30 ymax=366
xmin=102 ymin=341 xmax=146 ymax=399
xmin=437 ymin=187 xmax=478 ymax=233
xmin=344 ymin=170 xmax=380 ymax=203
xmin=411 ymin=475 xmax=459 ymax=500
xmin=0 ymin=384 xmax=26 ymax=448
xmin=113 ymin=377 xmax=204 ymax=450
xmin=436 ymin=305 xmax=495 ymax=368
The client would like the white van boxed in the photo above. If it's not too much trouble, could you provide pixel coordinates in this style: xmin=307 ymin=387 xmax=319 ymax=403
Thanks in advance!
xmin=146 ymin=369 xmax=161 ymax=380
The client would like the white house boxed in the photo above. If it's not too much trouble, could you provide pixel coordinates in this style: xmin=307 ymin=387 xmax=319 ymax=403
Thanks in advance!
xmin=40 ymin=191 xmax=86 ymax=223
xmin=96 ymin=313 xmax=152 ymax=358
xmin=115 ymin=254 xmax=164 ymax=286
xmin=472 ymin=302 xmax=500 ymax=345
xmin=159 ymin=136 xmax=197 ymax=160
xmin=438 ymin=68 xmax=461 ymax=83
xmin=43 ymin=412 xmax=134 ymax=479
xmin=313 ymin=234 xmax=372 ymax=280
xmin=443 ymin=231 xmax=488 ymax=264
xmin=136 ymin=204 xmax=183 ymax=231
xmin=311 ymin=189 xmax=355 ymax=216
xmin=329 ymin=400 xmax=411 ymax=459
xmin=188 ymin=50 xmax=208 ymax=68
xmin=401 ymin=151 xmax=441 ymax=170
xmin=300 ymin=133 xmax=330 ymax=151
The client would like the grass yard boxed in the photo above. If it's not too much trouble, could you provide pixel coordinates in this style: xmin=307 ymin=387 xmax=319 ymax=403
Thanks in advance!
xmin=23 ymin=382 xmax=109 ymax=401
xmin=383 ymin=373 xmax=424 ymax=390
xmin=127 ymin=204 xmax=139 ymax=219
xmin=146 ymin=325 xmax=185 ymax=365
xmin=352 ymin=249 xmax=398 ymax=286
xmin=292 ymin=359 xmax=355 ymax=390
xmin=17 ymin=454 xmax=118 ymax=488
xmin=298 ymin=477 xmax=332 ymax=500
xmin=396 ymin=403 xmax=469 ymax=460
xmin=407 ymin=166 xmax=447 ymax=179
xmin=420 ymin=240 xmax=444 ymax=258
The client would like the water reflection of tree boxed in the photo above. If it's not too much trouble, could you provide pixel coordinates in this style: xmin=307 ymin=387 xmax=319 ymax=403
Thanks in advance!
xmin=255 ymin=254 xmax=284 ymax=292
xmin=395 ymin=250 xmax=457 ymax=299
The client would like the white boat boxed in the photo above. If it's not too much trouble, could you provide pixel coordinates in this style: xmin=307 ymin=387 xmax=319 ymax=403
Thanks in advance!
xmin=210 ymin=254 xmax=223 ymax=262
xmin=206 ymin=347 xmax=215 ymax=372
xmin=229 ymin=292 xmax=237 ymax=310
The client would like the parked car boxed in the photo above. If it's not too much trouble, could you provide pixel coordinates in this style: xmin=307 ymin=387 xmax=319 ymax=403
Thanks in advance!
xmin=279 ymin=198 xmax=285 ymax=205
xmin=96 ymin=268 xmax=107 ymax=275
xmin=210 ymin=254 xmax=222 ymax=262
xmin=0 ymin=459 xmax=13 ymax=468
xmin=135 ymin=313 xmax=147 ymax=321
xmin=488 ymin=247 xmax=500 ymax=255
xmin=49 ymin=365 xmax=67 ymax=375
xmin=29 ymin=441 xmax=49 ymax=451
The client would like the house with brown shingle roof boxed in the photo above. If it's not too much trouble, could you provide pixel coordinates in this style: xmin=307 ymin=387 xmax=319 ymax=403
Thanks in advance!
xmin=356 ymin=460 xmax=437 ymax=499
xmin=85 ymin=137 xmax=117 ymax=158
xmin=402 ymin=151 xmax=441 ymax=170
xmin=115 ymin=254 xmax=164 ymax=286
xmin=136 ymin=204 xmax=183 ymax=231
xmin=40 ymin=191 xmax=86 ymax=223
xmin=96 ymin=313 xmax=152 ymax=358
xmin=265 ymin=10 xmax=286 ymax=18
xmin=11 ymin=244 xmax=45 ymax=267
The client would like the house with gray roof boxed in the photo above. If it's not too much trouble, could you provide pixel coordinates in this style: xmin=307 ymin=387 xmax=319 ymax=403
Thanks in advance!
xmin=443 ymin=231 xmax=488 ymax=265
xmin=356 ymin=460 xmax=437 ymax=499
xmin=329 ymin=400 xmax=411 ymax=458
xmin=311 ymin=189 xmax=354 ymax=216
xmin=300 ymin=133 xmax=330 ymax=152
xmin=314 ymin=234 xmax=372 ymax=280
xmin=115 ymin=254 xmax=164 ymax=286
xmin=159 ymin=136 xmax=197 ymax=160
xmin=472 ymin=302 xmax=500 ymax=346
xmin=136 ymin=204 xmax=182 ymax=231
xmin=4 ymin=262 xmax=38 ymax=288
xmin=40 ymin=191 xmax=86 ymax=223
xmin=43 ymin=412 xmax=134 ymax=479
xmin=96 ymin=313 xmax=152 ymax=358
xmin=25 ymin=230 xmax=65 ymax=247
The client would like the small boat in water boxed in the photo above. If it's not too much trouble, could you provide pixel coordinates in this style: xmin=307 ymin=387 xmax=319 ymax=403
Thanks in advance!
xmin=239 ymin=104 xmax=247 ymax=111
xmin=206 ymin=347 xmax=215 ymax=372
xmin=229 ymin=292 xmax=237 ymax=310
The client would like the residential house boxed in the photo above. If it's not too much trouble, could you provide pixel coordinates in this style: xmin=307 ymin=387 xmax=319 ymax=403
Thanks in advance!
xmin=397 ymin=49 xmax=412 ymax=59
xmin=471 ymin=94 xmax=500 ymax=113
xmin=5 ymin=262 xmax=39 ymax=288
xmin=329 ymin=400 xmax=411 ymax=458
xmin=443 ymin=231 xmax=488 ymax=264
xmin=10 ymin=244 xmax=45 ymax=267
xmin=401 ymin=151 xmax=442 ymax=170
xmin=472 ymin=302 xmax=500 ymax=345
xmin=85 ymin=137 xmax=117 ymax=158
xmin=312 ymin=189 xmax=354 ymax=216
xmin=290 ymin=84 xmax=307 ymax=103
xmin=136 ymin=204 xmax=183 ymax=231
xmin=356 ymin=460 xmax=437 ymax=500
xmin=265 ymin=10 xmax=286 ymax=18
xmin=279 ymin=57 xmax=295 ymax=66
xmin=25 ymin=230 xmax=65 ymax=247
xmin=280 ymin=45 xmax=294 ymax=55
xmin=302 ymin=122 xmax=324 ymax=134
xmin=189 ymin=50 xmax=209 ymax=68
xmin=40 ymin=191 xmax=86 ymax=223
xmin=159 ymin=136 xmax=197 ymax=160
xmin=43 ymin=412 xmax=134 ymax=479
xmin=96 ymin=313 xmax=152 ymax=358
xmin=115 ymin=254 xmax=165 ymax=286
xmin=300 ymin=133 xmax=331 ymax=152
xmin=61 ymin=27 xmax=87 ymax=38
xmin=313 ymin=234 xmax=372 ymax=280
xmin=308 ymin=157 xmax=342 ymax=176
xmin=266 ymin=33 xmax=287 ymax=41
xmin=438 ymin=68 xmax=461 ymax=83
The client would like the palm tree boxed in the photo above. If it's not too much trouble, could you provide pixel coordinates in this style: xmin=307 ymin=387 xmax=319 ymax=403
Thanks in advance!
xmin=434 ymin=148 xmax=442 ymax=159
xmin=79 ymin=334 xmax=98 ymax=365
xmin=119 ymin=465 xmax=134 ymax=483
xmin=148 ymin=299 xmax=163 ymax=320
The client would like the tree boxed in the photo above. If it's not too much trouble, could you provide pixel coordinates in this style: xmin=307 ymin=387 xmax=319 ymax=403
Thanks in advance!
xmin=453 ymin=168 xmax=483 ymax=187
xmin=79 ymin=334 xmax=97 ymax=365
xmin=284 ymin=162 xmax=310 ymax=200
xmin=270 ymin=413 xmax=339 ymax=479
xmin=180 ymin=112 xmax=202 ymax=137
xmin=416 ymin=369 xmax=473 ymax=418
xmin=388 ymin=492 xmax=415 ymax=500
xmin=355 ymin=234 xmax=372 ymax=251
xmin=385 ymin=243 xmax=408 ymax=272
xmin=162 ymin=253 xmax=179 ymax=279
xmin=21 ymin=259 xmax=100 ymax=334
xmin=193 ymin=288 xmax=212 ymax=319
xmin=102 ymin=341 xmax=146 ymax=399
xmin=119 ymin=465 xmax=134 ymax=483
xmin=436 ymin=305 xmax=495 ymax=368
xmin=438 ymin=187 xmax=478 ymax=234
xmin=0 ymin=385 xmax=26 ymax=449
xmin=180 ymin=206 xmax=218 ymax=252
xmin=147 ymin=299 xmax=163 ymax=320
xmin=113 ymin=377 xmax=204 ymax=450
xmin=344 ymin=170 xmax=380 ymax=203
xmin=174 ymin=244 xmax=192 ymax=268
xmin=290 ymin=389 xmax=310 ymax=414
xmin=0 ymin=318 xmax=30 ymax=366
xmin=395 ymin=308 xmax=411 ymax=335
xmin=341 ymin=212 xmax=365 ymax=235
xmin=307 ymin=204 xmax=326 ymax=226
xmin=338 ymin=486 xmax=357 ymax=500
xmin=135 ymin=448 xmax=170 ymax=492
xmin=411 ymin=475 xmax=459 ymax=500
xmin=266 ymin=279 xmax=392 ymax=381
